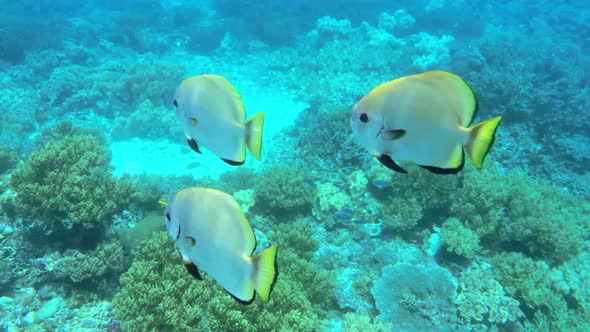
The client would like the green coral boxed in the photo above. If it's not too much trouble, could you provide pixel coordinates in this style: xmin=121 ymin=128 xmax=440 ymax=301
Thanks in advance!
xmin=451 ymin=162 xmax=588 ymax=263
xmin=450 ymin=164 xmax=510 ymax=237
xmin=113 ymin=225 xmax=331 ymax=331
xmin=10 ymin=128 xmax=133 ymax=247
xmin=268 ymin=220 xmax=335 ymax=307
xmin=491 ymin=252 xmax=566 ymax=313
xmin=314 ymin=182 xmax=352 ymax=217
xmin=341 ymin=312 xmax=393 ymax=331
xmin=440 ymin=217 xmax=480 ymax=259
xmin=491 ymin=251 xmax=590 ymax=330
xmin=367 ymin=157 xmax=460 ymax=209
xmin=54 ymin=239 xmax=127 ymax=283
xmin=112 ymin=99 xmax=180 ymax=140
xmin=455 ymin=264 xmax=524 ymax=325
xmin=0 ymin=145 xmax=18 ymax=174
xmin=379 ymin=196 xmax=423 ymax=233
xmin=253 ymin=165 xmax=315 ymax=214
xmin=289 ymin=103 xmax=366 ymax=168
xmin=113 ymin=232 xmax=212 ymax=331
xmin=501 ymin=175 xmax=588 ymax=263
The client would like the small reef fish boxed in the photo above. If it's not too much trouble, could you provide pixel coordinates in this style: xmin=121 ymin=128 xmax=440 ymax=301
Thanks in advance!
xmin=163 ymin=187 xmax=278 ymax=304
xmin=173 ymin=74 xmax=265 ymax=165
xmin=350 ymin=70 xmax=502 ymax=174
xmin=371 ymin=179 xmax=390 ymax=189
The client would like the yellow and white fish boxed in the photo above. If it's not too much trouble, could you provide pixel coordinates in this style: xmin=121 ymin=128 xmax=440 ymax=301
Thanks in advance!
xmin=163 ymin=187 xmax=278 ymax=304
xmin=173 ymin=74 xmax=265 ymax=165
xmin=350 ymin=70 xmax=502 ymax=174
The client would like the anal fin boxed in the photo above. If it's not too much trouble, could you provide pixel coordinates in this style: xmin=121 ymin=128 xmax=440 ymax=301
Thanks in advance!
xmin=419 ymin=150 xmax=465 ymax=174
xmin=375 ymin=154 xmax=407 ymax=174
xmin=186 ymin=136 xmax=202 ymax=154
xmin=225 ymin=288 xmax=256 ymax=305
xmin=221 ymin=157 xmax=245 ymax=166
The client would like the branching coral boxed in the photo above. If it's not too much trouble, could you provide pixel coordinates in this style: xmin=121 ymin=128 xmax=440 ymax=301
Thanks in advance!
xmin=500 ymin=174 xmax=588 ymax=263
xmin=440 ymin=217 xmax=480 ymax=260
xmin=379 ymin=197 xmax=424 ymax=234
xmin=10 ymin=127 xmax=133 ymax=247
xmin=0 ymin=145 xmax=18 ymax=174
xmin=39 ymin=56 xmax=185 ymax=121
xmin=253 ymin=165 xmax=315 ymax=215
xmin=51 ymin=239 xmax=127 ymax=283
xmin=491 ymin=252 xmax=566 ymax=314
xmin=450 ymin=164 xmax=510 ymax=238
xmin=113 ymin=229 xmax=330 ymax=331
xmin=289 ymin=103 xmax=366 ymax=169
xmin=340 ymin=312 xmax=392 ymax=332
xmin=451 ymin=162 xmax=588 ymax=264
xmin=111 ymin=99 xmax=180 ymax=141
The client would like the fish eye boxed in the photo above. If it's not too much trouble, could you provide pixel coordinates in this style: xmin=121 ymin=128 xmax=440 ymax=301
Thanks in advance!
xmin=165 ymin=212 xmax=171 ymax=222
xmin=173 ymin=99 xmax=178 ymax=107
xmin=360 ymin=113 xmax=369 ymax=123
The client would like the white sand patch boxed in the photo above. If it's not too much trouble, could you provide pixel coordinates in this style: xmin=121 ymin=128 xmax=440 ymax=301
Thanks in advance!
xmin=232 ymin=79 xmax=309 ymax=138
xmin=110 ymin=138 xmax=239 ymax=179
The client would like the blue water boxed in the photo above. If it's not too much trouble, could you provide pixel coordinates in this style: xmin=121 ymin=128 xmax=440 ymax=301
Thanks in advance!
xmin=1 ymin=0 xmax=589 ymax=331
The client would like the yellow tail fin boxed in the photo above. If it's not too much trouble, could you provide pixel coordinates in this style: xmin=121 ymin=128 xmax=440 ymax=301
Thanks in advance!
xmin=245 ymin=111 xmax=265 ymax=160
xmin=465 ymin=116 xmax=502 ymax=169
xmin=253 ymin=246 xmax=278 ymax=302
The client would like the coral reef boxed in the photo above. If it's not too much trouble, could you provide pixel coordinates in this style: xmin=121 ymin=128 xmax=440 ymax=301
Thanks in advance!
xmin=253 ymin=165 xmax=316 ymax=215
xmin=113 ymin=228 xmax=332 ymax=331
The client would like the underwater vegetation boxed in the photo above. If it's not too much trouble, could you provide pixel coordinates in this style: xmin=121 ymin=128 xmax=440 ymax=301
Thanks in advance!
xmin=0 ymin=0 xmax=589 ymax=331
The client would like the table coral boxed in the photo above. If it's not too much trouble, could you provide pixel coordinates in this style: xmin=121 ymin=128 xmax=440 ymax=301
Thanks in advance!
xmin=371 ymin=263 xmax=457 ymax=329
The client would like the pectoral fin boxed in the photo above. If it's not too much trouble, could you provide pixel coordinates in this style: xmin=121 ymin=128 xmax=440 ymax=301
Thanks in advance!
xmin=375 ymin=153 xmax=407 ymax=174
xmin=189 ymin=117 xmax=199 ymax=127
xmin=182 ymin=255 xmax=203 ymax=281
xmin=186 ymin=136 xmax=202 ymax=154
xmin=382 ymin=129 xmax=406 ymax=141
